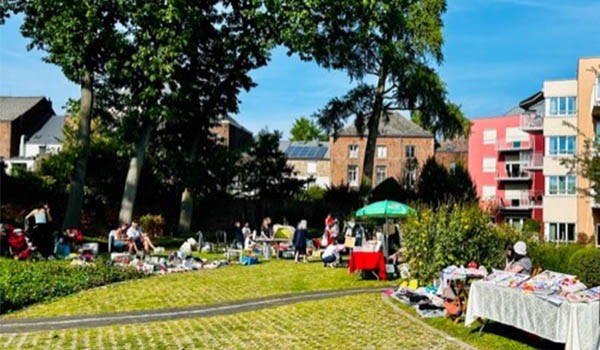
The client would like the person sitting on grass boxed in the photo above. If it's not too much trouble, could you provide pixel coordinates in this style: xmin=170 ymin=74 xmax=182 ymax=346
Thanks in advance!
xmin=127 ymin=221 xmax=156 ymax=255
xmin=321 ymin=242 xmax=340 ymax=267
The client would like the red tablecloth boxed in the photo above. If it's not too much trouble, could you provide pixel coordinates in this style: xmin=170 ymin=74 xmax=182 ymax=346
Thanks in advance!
xmin=348 ymin=251 xmax=387 ymax=280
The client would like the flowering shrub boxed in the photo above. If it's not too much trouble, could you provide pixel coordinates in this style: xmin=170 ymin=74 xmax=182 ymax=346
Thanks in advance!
xmin=402 ymin=203 xmax=536 ymax=283
xmin=140 ymin=214 xmax=165 ymax=238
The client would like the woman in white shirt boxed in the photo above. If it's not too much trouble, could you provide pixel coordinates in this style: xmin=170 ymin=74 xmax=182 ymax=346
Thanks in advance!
xmin=25 ymin=202 xmax=52 ymax=258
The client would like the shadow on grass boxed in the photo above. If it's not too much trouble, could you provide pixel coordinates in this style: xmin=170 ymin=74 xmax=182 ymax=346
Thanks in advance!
xmin=473 ymin=322 xmax=564 ymax=350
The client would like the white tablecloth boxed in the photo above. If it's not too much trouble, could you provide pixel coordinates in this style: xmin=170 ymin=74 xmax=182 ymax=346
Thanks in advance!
xmin=465 ymin=281 xmax=600 ymax=350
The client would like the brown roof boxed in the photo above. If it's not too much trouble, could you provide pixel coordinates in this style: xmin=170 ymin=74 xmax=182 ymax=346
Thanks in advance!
xmin=337 ymin=112 xmax=433 ymax=138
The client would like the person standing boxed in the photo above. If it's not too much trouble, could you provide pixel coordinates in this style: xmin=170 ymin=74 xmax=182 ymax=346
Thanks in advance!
xmin=233 ymin=221 xmax=244 ymax=249
xmin=25 ymin=202 xmax=53 ymax=258
xmin=294 ymin=220 xmax=308 ymax=263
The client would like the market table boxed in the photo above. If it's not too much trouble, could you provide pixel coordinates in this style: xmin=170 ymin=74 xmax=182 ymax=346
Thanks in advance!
xmin=348 ymin=251 xmax=387 ymax=280
xmin=465 ymin=281 xmax=600 ymax=350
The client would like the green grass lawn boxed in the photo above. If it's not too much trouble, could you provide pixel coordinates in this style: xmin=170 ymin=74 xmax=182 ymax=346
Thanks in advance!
xmin=0 ymin=294 xmax=458 ymax=350
xmin=4 ymin=259 xmax=394 ymax=319
xmin=391 ymin=300 xmax=563 ymax=350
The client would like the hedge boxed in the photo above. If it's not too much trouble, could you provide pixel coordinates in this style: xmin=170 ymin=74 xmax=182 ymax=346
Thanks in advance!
xmin=0 ymin=258 xmax=146 ymax=314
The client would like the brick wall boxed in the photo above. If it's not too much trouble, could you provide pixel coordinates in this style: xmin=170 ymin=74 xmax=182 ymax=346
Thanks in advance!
xmin=330 ymin=136 xmax=434 ymax=187
xmin=0 ymin=122 xmax=11 ymax=159
xmin=210 ymin=123 xmax=230 ymax=146
xmin=435 ymin=151 xmax=468 ymax=169
xmin=288 ymin=159 xmax=331 ymax=178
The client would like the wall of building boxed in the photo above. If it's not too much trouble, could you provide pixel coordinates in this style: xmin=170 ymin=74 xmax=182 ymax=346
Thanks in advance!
xmin=8 ymin=99 xmax=53 ymax=158
xmin=287 ymin=159 xmax=331 ymax=188
xmin=576 ymin=58 xmax=600 ymax=239
xmin=330 ymin=136 xmax=434 ymax=187
xmin=435 ymin=151 xmax=468 ymax=169
xmin=0 ymin=122 xmax=11 ymax=159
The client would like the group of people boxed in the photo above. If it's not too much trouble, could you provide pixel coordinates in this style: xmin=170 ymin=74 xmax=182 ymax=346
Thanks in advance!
xmin=112 ymin=221 xmax=156 ymax=255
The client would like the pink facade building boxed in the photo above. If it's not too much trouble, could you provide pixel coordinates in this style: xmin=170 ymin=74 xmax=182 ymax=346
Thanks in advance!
xmin=468 ymin=110 xmax=544 ymax=229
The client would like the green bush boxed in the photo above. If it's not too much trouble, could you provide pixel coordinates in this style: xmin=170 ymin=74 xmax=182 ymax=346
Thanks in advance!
xmin=402 ymin=203 xmax=536 ymax=283
xmin=529 ymin=243 xmax=585 ymax=274
xmin=568 ymin=247 xmax=600 ymax=286
xmin=0 ymin=258 xmax=145 ymax=314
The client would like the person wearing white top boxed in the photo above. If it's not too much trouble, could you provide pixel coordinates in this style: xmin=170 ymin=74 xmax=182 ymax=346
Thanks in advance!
xmin=321 ymin=243 xmax=339 ymax=267
xmin=25 ymin=202 xmax=53 ymax=258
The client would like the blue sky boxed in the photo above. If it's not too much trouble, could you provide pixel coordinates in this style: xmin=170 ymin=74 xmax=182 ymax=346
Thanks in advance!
xmin=1 ymin=0 xmax=599 ymax=138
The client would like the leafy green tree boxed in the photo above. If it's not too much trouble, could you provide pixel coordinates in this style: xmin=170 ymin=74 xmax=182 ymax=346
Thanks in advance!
xmin=290 ymin=117 xmax=327 ymax=141
xmin=278 ymin=0 xmax=467 ymax=185
xmin=448 ymin=162 xmax=478 ymax=204
xmin=417 ymin=157 xmax=449 ymax=205
xmin=238 ymin=130 xmax=307 ymax=200
xmin=561 ymin=130 xmax=600 ymax=202
xmin=7 ymin=0 xmax=130 ymax=228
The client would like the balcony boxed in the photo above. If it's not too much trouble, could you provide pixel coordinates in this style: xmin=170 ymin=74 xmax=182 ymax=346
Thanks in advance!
xmin=521 ymin=153 xmax=543 ymax=170
xmin=520 ymin=112 xmax=543 ymax=132
xmin=496 ymin=162 xmax=532 ymax=182
xmin=496 ymin=139 xmax=532 ymax=152
xmin=497 ymin=191 xmax=543 ymax=211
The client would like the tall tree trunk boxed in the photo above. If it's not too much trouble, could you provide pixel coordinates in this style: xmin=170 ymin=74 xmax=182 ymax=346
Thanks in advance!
xmin=362 ymin=64 xmax=388 ymax=186
xmin=118 ymin=123 xmax=152 ymax=224
xmin=178 ymin=187 xmax=194 ymax=233
xmin=177 ymin=134 xmax=200 ymax=233
xmin=63 ymin=71 xmax=93 ymax=229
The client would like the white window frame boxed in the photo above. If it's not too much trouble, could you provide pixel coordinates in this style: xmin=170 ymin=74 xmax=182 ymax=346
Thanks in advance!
xmin=348 ymin=144 xmax=359 ymax=159
xmin=483 ymin=129 xmax=497 ymax=145
xmin=482 ymin=157 xmax=496 ymax=173
xmin=307 ymin=161 xmax=317 ymax=175
xmin=548 ymin=96 xmax=577 ymax=116
xmin=405 ymin=168 xmax=416 ymax=188
xmin=376 ymin=145 xmax=387 ymax=159
xmin=546 ymin=136 xmax=576 ymax=156
xmin=405 ymin=145 xmax=415 ymax=159
xmin=546 ymin=175 xmax=576 ymax=195
xmin=547 ymin=222 xmax=576 ymax=243
xmin=348 ymin=165 xmax=358 ymax=186
xmin=375 ymin=165 xmax=387 ymax=185
xmin=482 ymin=186 xmax=496 ymax=200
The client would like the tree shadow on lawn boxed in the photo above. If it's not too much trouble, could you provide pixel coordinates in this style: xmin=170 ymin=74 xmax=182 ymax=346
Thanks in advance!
xmin=474 ymin=322 xmax=564 ymax=350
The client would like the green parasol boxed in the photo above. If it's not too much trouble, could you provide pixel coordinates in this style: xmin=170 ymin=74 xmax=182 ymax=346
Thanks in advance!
xmin=355 ymin=200 xmax=416 ymax=219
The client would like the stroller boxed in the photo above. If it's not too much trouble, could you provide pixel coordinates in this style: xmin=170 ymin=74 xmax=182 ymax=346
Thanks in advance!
xmin=6 ymin=225 xmax=33 ymax=260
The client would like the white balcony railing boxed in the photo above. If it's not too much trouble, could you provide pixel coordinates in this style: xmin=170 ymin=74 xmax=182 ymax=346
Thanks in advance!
xmin=496 ymin=139 xmax=532 ymax=152
xmin=521 ymin=112 xmax=543 ymax=131
xmin=496 ymin=191 xmax=544 ymax=210
xmin=522 ymin=153 xmax=544 ymax=169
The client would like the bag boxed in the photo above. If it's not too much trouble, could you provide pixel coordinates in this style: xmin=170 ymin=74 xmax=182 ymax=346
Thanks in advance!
xmin=344 ymin=236 xmax=356 ymax=248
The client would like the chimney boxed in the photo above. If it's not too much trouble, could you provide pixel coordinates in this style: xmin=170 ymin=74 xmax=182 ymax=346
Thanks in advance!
xmin=19 ymin=135 xmax=26 ymax=157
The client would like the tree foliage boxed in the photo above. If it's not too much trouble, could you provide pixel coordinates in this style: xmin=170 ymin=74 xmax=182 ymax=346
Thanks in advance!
xmin=416 ymin=158 xmax=477 ymax=205
xmin=561 ymin=130 xmax=600 ymax=202
xmin=290 ymin=117 xmax=327 ymax=141
xmin=277 ymin=0 xmax=467 ymax=184
xmin=238 ymin=130 xmax=307 ymax=200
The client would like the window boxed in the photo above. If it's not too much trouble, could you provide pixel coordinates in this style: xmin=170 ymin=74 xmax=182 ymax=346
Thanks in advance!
xmin=482 ymin=186 xmax=496 ymax=200
xmin=547 ymin=136 xmax=576 ymax=156
xmin=547 ymin=175 xmax=576 ymax=195
xmin=376 ymin=145 xmax=387 ymax=159
xmin=348 ymin=145 xmax=359 ymax=159
xmin=405 ymin=145 xmax=415 ymax=159
xmin=449 ymin=162 xmax=456 ymax=172
xmin=548 ymin=223 xmax=576 ymax=243
xmin=347 ymin=165 xmax=358 ymax=186
xmin=506 ymin=217 xmax=524 ymax=231
xmin=483 ymin=129 xmax=497 ymax=144
xmin=307 ymin=161 xmax=317 ymax=174
xmin=548 ymin=96 xmax=576 ymax=116
xmin=38 ymin=145 xmax=47 ymax=155
xmin=376 ymin=166 xmax=387 ymax=184
xmin=482 ymin=157 xmax=496 ymax=173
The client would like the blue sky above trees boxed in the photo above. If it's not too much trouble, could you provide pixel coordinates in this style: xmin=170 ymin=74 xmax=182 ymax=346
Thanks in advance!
xmin=1 ymin=0 xmax=599 ymax=137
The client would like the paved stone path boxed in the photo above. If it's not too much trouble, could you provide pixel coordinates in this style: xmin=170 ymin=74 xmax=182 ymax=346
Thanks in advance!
xmin=0 ymin=287 xmax=387 ymax=334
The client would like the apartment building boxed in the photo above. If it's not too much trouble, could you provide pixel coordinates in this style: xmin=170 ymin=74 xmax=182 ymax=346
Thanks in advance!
xmin=330 ymin=112 xmax=434 ymax=188
xmin=468 ymin=113 xmax=544 ymax=229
